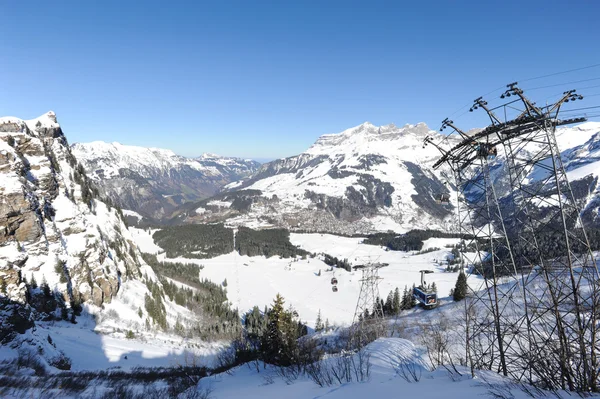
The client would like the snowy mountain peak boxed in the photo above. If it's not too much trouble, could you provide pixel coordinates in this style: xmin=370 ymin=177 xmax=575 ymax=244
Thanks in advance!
xmin=0 ymin=111 xmax=61 ymax=135
xmin=306 ymin=121 xmax=439 ymax=160
xmin=198 ymin=152 xmax=223 ymax=160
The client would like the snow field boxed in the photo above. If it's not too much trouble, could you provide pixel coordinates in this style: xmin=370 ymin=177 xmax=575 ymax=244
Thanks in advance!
xmin=203 ymin=337 xmax=540 ymax=399
xmin=132 ymin=228 xmax=476 ymax=328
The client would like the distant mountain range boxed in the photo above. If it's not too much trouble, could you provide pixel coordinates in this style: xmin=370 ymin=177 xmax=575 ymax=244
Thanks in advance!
xmin=71 ymin=142 xmax=261 ymax=220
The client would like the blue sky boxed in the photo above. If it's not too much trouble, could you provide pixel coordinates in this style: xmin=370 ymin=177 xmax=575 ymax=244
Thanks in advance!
xmin=1 ymin=1 xmax=599 ymax=159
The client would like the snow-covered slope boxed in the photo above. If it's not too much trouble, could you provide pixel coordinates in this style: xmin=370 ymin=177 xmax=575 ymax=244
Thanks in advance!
xmin=72 ymin=141 xmax=260 ymax=220
xmin=179 ymin=122 xmax=459 ymax=234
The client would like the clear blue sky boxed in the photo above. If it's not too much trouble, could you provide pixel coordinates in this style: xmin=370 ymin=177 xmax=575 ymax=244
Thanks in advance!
xmin=1 ymin=1 xmax=600 ymax=159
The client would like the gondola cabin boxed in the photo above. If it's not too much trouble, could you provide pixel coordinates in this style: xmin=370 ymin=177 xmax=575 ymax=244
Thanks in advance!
xmin=331 ymin=277 xmax=338 ymax=285
xmin=413 ymin=286 xmax=437 ymax=309
xmin=332 ymin=285 xmax=338 ymax=292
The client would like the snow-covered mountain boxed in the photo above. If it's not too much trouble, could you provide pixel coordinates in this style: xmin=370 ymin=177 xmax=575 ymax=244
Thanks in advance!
xmin=180 ymin=122 xmax=458 ymax=234
xmin=0 ymin=112 xmax=146 ymax=308
xmin=71 ymin=141 xmax=260 ymax=220
xmin=176 ymin=121 xmax=600 ymax=235
xmin=0 ymin=112 xmax=224 ymax=370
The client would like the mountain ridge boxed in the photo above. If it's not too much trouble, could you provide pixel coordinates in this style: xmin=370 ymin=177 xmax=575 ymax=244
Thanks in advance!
xmin=72 ymin=141 xmax=261 ymax=220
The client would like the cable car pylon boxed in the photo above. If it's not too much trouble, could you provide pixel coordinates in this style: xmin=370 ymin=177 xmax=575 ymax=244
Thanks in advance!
xmin=427 ymin=82 xmax=600 ymax=392
xmin=348 ymin=260 xmax=385 ymax=349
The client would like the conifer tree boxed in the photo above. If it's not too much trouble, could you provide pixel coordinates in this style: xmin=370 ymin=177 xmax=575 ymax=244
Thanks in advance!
xmin=401 ymin=285 xmax=410 ymax=310
xmin=393 ymin=287 xmax=401 ymax=314
xmin=385 ymin=291 xmax=394 ymax=315
xmin=261 ymin=294 xmax=299 ymax=365
xmin=453 ymin=271 xmax=467 ymax=301
xmin=315 ymin=309 xmax=324 ymax=332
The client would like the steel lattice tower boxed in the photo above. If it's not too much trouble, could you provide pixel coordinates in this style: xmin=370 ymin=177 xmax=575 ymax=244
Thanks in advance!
xmin=425 ymin=84 xmax=600 ymax=392
xmin=349 ymin=263 xmax=385 ymax=349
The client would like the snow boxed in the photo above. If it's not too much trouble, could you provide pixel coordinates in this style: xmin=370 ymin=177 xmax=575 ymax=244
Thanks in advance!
xmin=567 ymin=159 xmax=600 ymax=181
xmin=72 ymin=141 xmax=258 ymax=181
xmin=131 ymin=228 xmax=471 ymax=327
xmin=207 ymin=199 xmax=233 ymax=208
xmin=204 ymin=338 xmax=540 ymax=399
xmin=122 ymin=209 xmax=144 ymax=221
xmin=230 ymin=121 xmax=460 ymax=233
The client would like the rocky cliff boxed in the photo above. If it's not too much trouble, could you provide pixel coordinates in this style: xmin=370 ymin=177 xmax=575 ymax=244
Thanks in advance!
xmin=0 ymin=112 xmax=144 ymax=308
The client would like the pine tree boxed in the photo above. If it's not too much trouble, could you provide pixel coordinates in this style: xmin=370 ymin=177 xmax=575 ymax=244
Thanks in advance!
xmin=0 ymin=278 xmax=6 ymax=295
xmin=324 ymin=318 xmax=330 ymax=332
xmin=431 ymin=282 xmax=437 ymax=293
xmin=315 ymin=309 xmax=324 ymax=332
xmin=401 ymin=285 xmax=410 ymax=310
xmin=453 ymin=271 xmax=467 ymax=301
xmin=261 ymin=294 xmax=292 ymax=365
xmin=30 ymin=274 xmax=37 ymax=289
xmin=385 ymin=291 xmax=393 ymax=315
xmin=410 ymin=284 xmax=417 ymax=308
xmin=393 ymin=287 xmax=401 ymax=314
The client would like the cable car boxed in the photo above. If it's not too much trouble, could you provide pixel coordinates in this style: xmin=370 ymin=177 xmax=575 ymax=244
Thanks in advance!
xmin=332 ymin=285 xmax=338 ymax=292
xmin=413 ymin=270 xmax=438 ymax=309
xmin=331 ymin=277 xmax=338 ymax=285
xmin=413 ymin=287 xmax=437 ymax=309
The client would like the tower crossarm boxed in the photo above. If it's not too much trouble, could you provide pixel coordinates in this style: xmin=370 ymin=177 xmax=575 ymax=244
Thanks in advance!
xmin=546 ymin=90 xmax=584 ymax=117
xmin=502 ymin=82 xmax=543 ymax=119
xmin=471 ymin=96 xmax=503 ymax=125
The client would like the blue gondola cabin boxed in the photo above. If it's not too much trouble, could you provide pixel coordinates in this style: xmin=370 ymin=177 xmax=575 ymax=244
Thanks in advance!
xmin=413 ymin=286 xmax=438 ymax=309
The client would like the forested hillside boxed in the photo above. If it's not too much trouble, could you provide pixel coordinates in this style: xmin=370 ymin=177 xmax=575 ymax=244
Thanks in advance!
xmin=236 ymin=227 xmax=310 ymax=258
xmin=152 ymin=224 xmax=234 ymax=258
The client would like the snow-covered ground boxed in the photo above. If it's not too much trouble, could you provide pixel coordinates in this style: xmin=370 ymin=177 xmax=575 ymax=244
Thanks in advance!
xmin=131 ymin=228 xmax=475 ymax=327
xmin=122 ymin=209 xmax=144 ymax=221
xmin=196 ymin=338 xmax=546 ymax=399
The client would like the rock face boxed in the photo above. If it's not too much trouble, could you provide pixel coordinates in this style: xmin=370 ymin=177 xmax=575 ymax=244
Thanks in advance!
xmin=71 ymin=142 xmax=261 ymax=221
xmin=0 ymin=112 xmax=144 ymax=307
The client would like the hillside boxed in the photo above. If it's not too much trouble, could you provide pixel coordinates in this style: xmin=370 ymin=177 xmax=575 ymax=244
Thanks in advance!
xmin=72 ymin=141 xmax=260 ymax=220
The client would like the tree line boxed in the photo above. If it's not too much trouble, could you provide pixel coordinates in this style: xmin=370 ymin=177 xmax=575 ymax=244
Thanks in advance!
xmin=363 ymin=229 xmax=465 ymax=252
xmin=152 ymin=223 xmax=234 ymax=259
xmin=235 ymin=226 xmax=310 ymax=258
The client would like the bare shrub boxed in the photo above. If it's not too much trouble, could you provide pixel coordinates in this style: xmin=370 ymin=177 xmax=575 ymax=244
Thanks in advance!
xmin=100 ymin=383 xmax=138 ymax=399
xmin=49 ymin=352 xmax=71 ymax=370
xmin=305 ymin=349 xmax=371 ymax=387
xmin=16 ymin=348 xmax=46 ymax=376
xmin=396 ymin=362 xmax=422 ymax=383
